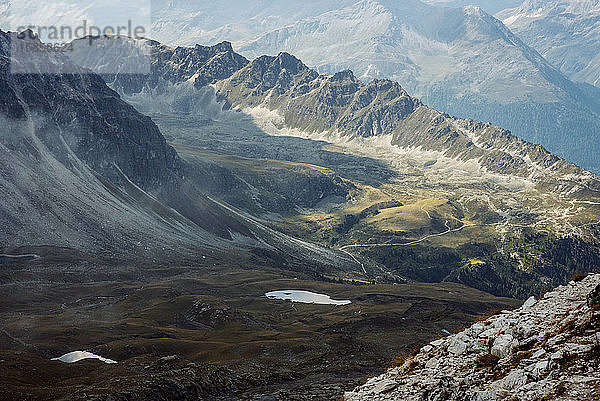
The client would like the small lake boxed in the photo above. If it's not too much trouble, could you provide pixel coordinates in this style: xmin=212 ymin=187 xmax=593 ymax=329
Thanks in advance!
xmin=51 ymin=351 xmax=117 ymax=364
xmin=265 ymin=290 xmax=351 ymax=306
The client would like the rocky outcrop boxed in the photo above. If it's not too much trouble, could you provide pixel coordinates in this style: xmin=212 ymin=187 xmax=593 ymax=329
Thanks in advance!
xmin=344 ymin=274 xmax=600 ymax=400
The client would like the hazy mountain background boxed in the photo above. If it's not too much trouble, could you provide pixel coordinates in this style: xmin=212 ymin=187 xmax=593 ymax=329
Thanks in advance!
xmin=423 ymin=0 xmax=523 ymax=14
xmin=498 ymin=0 xmax=600 ymax=88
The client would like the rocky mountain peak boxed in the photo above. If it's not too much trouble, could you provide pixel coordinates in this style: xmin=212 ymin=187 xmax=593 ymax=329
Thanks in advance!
xmin=463 ymin=4 xmax=485 ymax=16
xmin=213 ymin=45 xmax=597 ymax=187
xmin=330 ymin=69 xmax=358 ymax=83
xmin=345 ymin=273 xmax=600 ymax=400
xmin=198 ymin=40 xmax=234 ymax=54
xmin=274 ymin=51 xmax=307 ymax=74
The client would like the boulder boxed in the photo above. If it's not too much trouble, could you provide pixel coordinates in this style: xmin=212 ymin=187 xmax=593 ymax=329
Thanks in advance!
xmin=491 ymin=334 xmax=516 ymax=358
xmin=448 ymin=338 xmax=468 ymax=355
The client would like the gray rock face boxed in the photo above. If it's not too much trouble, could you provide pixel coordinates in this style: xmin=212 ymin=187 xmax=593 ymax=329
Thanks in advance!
xmin=0 ymin=30 xmax=250 ymax=257
xmin=0 ymin=31 xmax=182 ymax=191
xmin=448 ymin=338 xmax=468 ymax=356
xmin=344 ymin=274 xmax=600 ymax=401
xmin=491 ymin=334 xmax=515 ymax=358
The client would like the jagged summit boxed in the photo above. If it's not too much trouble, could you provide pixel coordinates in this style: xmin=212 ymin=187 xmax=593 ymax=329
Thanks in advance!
xmin=70 ymin=35 xmax=248 ymax=93
xmin=196 ymin=40 xmax=234 ymax=54
xmin=345 ymin=273 xmax=600 ymax=400
xmin=331 ymin=70 xmax=358 ymax=82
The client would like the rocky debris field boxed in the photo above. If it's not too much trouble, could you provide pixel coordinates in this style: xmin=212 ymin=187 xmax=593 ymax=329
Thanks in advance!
xmin=345 ymin=274 xmax=600 ymax=401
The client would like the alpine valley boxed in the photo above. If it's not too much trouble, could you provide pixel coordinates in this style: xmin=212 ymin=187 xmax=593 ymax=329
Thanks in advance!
xmin=0 ymin=9 xmax=599 ymax=401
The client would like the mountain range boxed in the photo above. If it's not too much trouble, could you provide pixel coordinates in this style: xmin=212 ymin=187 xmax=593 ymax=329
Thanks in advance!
xmin=60 ymin=34 xmax=600 ymax=299
xmin=2 ymin=7 xmax=600 ymax=398
xmin=3 ymin=0 xmax=599 ymax=172
xmin=499 ymin=0 xmax=600 ymax=88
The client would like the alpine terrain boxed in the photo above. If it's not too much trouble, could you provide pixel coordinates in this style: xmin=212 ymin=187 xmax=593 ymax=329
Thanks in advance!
xmin=1 ymin=2 xmax=600 ymax=400
xmin=0 ymin=30 xmax=518 ymax=400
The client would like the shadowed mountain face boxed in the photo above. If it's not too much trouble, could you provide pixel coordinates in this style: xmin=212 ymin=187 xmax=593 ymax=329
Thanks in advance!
xmin=0 ymin=31 xmax=208 ymax=260
xmin=0 ymin=32 xmax=182 ymax=191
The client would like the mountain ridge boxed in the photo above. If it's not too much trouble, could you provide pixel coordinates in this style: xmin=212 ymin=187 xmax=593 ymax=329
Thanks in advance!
xmin=68 ymin=36 xmax=600 ymax=193
xmin=214 ymin=49 xmax=599 ymax=191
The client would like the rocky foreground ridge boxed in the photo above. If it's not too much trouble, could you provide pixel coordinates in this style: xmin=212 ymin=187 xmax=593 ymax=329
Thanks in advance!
xmin=345 ymin=274 xmax=600 ymax=400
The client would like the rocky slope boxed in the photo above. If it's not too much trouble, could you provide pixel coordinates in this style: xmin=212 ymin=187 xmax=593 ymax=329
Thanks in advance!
xmin=498 ymin=0 xmax=600 ymax=88
xmin=344 ymin=273 xmax=600 ymax=401
xmin=0 ymin=30 xmax=213 ymax=260
xmin=0 ymin=32 xmax=181 ymax=190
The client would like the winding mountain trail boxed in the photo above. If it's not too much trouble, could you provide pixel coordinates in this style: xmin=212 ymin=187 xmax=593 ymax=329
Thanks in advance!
xmin=339 ymin=220 xmax=474 ymax=251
